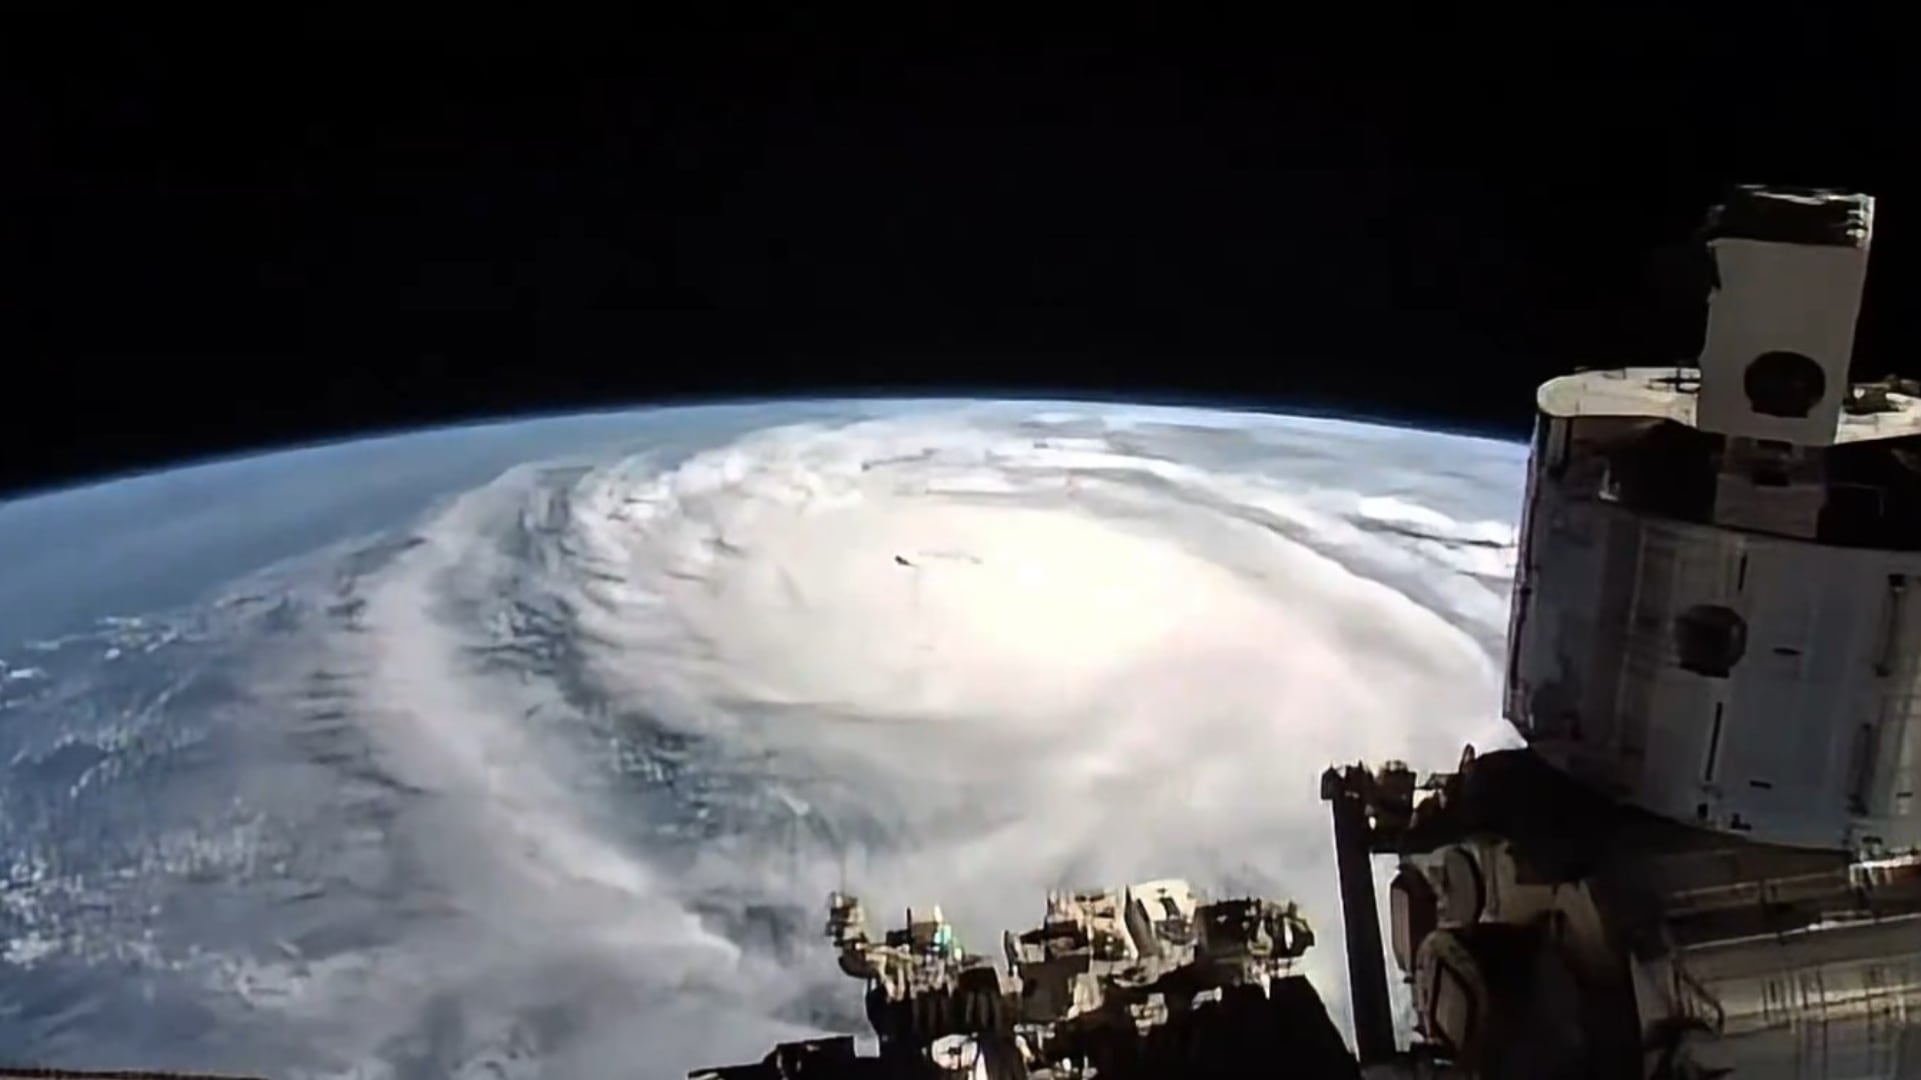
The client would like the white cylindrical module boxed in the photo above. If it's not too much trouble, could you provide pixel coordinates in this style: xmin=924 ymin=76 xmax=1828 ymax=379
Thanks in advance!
xmin=1503 ymin=188 xmax=1921 ymax=853
xmin=1507 ymin=420 xmax=1921 ymax=850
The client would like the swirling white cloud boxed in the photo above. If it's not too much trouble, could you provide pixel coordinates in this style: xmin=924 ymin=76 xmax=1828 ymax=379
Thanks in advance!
xmin=249 ymin=403 xmax=1525 ymax=1077
xmin=0 ymin=402 xmax=1526 ymax=1078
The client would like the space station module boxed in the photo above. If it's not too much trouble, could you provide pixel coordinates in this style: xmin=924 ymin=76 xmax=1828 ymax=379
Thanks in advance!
xmin=1324 ymin=186 xmax=1921 ymax=1079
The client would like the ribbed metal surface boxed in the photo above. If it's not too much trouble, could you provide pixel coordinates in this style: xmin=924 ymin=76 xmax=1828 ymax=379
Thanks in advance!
xmin=1679 ymin=914 xmax=1921 ymax=1078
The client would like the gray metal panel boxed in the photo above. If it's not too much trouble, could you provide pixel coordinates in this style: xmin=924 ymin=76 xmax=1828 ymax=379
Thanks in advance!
xmin=1695 ymin=236 xmax=1871 ymax=445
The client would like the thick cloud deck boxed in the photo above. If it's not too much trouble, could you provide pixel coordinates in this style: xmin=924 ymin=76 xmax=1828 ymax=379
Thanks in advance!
xmin=0 ymin=402 xmax=1528 ymax=1079
xmin=325 ymin=405 xmax=1526 ymax=1076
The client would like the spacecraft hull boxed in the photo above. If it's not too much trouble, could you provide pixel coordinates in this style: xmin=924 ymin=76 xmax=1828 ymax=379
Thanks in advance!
xmin=1507 ymin=448 xmax=1921 ymax=850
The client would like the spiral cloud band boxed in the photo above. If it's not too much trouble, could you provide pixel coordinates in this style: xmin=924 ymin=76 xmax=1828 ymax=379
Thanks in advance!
xmin=0 ymin=402 xmax=1527 ymax=1078
xmin=295 ymin=403 xmax=1524 ymax=1076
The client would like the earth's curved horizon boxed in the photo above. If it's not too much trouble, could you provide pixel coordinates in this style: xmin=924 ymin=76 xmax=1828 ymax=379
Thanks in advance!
xmin=0 ymin=396 xmax=1527 ymax=1079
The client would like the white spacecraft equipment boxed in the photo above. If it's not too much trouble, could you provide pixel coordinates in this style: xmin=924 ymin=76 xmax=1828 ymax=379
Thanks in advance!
xmin=1326 ymin=185 xmax=1921 ymax=1080
xmin=690 ymin=880 xmax=1345 ymax=1079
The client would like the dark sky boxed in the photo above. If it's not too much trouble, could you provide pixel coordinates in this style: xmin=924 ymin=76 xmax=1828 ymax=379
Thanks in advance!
xmin=12 ymin=17 xmax=1911 ymax=497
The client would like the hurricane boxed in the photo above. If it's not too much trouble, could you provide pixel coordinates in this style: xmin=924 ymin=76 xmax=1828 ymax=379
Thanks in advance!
xmin=0 ymin=401 xmax=1525 ymax=1078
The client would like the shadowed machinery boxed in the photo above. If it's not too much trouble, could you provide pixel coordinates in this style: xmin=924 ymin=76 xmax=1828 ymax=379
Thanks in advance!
xmin=688 ymin=882 xmax=1353 ymax=1079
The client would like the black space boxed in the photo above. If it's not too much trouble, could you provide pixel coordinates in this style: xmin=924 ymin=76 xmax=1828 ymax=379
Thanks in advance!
xmin=11 ymin=17 xmax=1913 ymax=498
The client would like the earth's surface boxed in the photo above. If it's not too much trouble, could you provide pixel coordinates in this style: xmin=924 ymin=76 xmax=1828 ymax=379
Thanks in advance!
xmin=0 ymin=399 xmax=1526 ymax=1079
